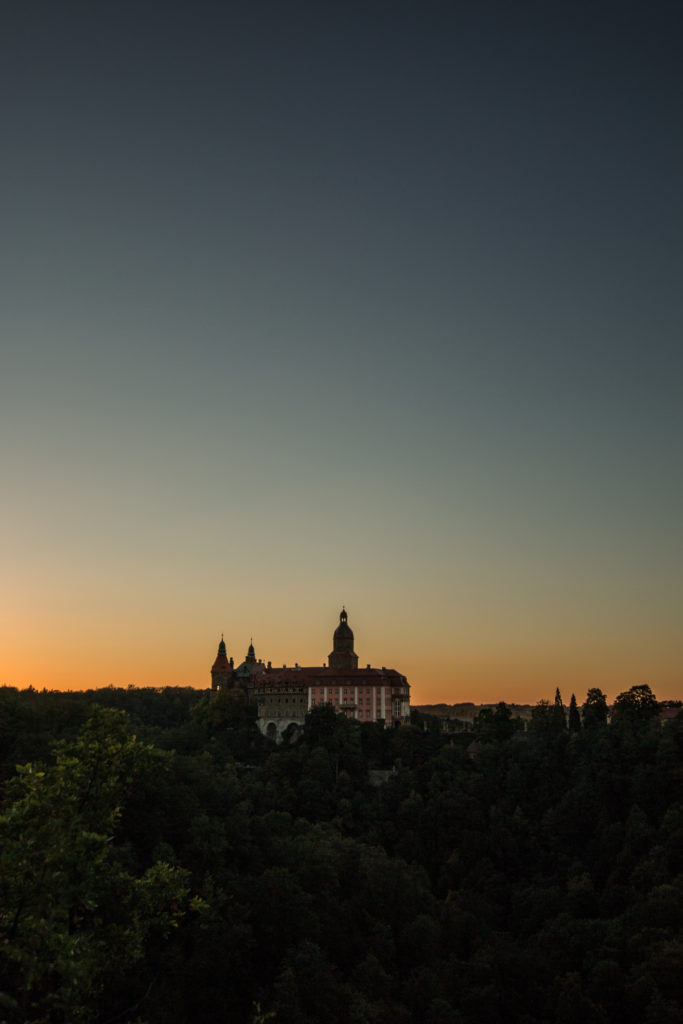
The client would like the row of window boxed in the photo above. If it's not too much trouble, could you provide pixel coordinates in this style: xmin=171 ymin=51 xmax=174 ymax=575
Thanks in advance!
xmin=310 ymin=687 xmax=378 ymax=695
xmin=310 ymin=697 xmax=381 ymax=707
xmin=309 ymin=701 xmax=389 ymax=719
xmin=258 ymin=696 xmax=307 ymax=704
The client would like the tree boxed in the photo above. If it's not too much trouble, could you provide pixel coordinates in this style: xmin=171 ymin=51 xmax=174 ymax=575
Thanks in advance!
xmin=0 ymin=709 xmax=190 ymax=1023
xmin=304 ymin=702 xmax=343 ymax=747
xmin=553 ymin=688 xmax=567 ymax=731
xmin=582 ymin=688 xmax=608 ymax=729
xmin=531 ymin=695 xmax=566 ymax=737
xmin=568 ymin=694 xmax=581 ymax=733
xmin=474 ymin=702 xmax=517 ymax=743
xmin=530 ymin=699 xmax=553 ymax=734
xmin=612 ymin=685 xmax=659 ymax=728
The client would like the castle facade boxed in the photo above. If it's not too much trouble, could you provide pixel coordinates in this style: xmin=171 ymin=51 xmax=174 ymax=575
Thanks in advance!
xmin=211 ymin=609 xmax=411 ymax=740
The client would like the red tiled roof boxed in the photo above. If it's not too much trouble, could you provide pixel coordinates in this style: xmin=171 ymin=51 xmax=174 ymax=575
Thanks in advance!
xmin=211 ymin=655 xmax=232 ymax=671
xmin=249 ymin=665 xmax=408 ymax=687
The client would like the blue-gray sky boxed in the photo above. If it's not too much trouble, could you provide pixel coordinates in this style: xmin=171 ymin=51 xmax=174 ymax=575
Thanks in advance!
xmin=2 ymin=1 xmax=682 ymax=702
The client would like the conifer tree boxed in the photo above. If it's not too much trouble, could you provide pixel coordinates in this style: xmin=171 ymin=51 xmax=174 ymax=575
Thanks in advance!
xmin=568 ymin=693 xmax=581 ymax=732
xmin=552 ymin=687 xmax=567 ymax=730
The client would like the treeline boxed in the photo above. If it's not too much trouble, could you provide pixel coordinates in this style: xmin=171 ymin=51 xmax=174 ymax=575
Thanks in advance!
xmin=1 ymin=683 xmax=682 ymax=1023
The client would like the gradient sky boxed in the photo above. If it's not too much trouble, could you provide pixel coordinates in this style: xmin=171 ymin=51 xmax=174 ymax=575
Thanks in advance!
xmin=2 ymin=1 xmax=682 ymax=705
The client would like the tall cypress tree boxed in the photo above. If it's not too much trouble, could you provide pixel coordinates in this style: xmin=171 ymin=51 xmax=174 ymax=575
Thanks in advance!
xmin=568 ymin=693 xmax=581 ymax=733
xmin=553 ymin=687 xmax=567 ymax=730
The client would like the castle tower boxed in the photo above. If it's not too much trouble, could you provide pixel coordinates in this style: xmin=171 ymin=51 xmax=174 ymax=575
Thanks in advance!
xmin=328 ymin=608 xmax=358 ymax=672
xmin=234 ymin=639 xmax=260 ymax=686
xmin=211 ymin=635 xmax=233 ymax=691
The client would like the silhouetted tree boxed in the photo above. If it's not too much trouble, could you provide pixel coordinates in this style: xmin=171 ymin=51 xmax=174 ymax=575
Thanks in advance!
xmin=568 ymin=694 xmax=581 ymax=733
xmin=304 ymin=703 xmax=342 ymax=747
xmin=612 ymin=684 xmax=659 ymax=728
xmin=553 ymin=687 xmax=567 ymax=730
xmin=474 ymin=702 xmax=517 ymax=743
xmin=530 ymin=699 xmax=552 ymax=734
xmin=582 ymin=687 xmax=608 ymax=728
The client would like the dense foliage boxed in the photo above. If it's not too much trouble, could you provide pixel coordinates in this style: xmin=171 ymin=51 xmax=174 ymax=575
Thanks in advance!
xmin=1 ymin=683 xmax=681 ymax=1023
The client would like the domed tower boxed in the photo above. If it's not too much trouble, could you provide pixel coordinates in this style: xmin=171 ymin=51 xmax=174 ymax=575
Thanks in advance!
xmin=211 ymin=635 xmax=233 ymax=691
xmin=328 ymin=608 xmax=358 ymax=672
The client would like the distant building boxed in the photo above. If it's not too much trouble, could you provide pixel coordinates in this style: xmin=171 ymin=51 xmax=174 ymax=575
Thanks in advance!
xmin=210 ymin=609 xmax=411 ymax=740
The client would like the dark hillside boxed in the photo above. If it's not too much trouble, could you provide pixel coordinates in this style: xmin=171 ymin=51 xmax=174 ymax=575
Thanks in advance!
xmin=1 ymin=684 xmax=681 ymax=1023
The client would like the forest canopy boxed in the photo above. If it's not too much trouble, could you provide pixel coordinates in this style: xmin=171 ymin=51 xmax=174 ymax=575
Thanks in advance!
xmin=0 ymin=683 xmax=681 ymax=1023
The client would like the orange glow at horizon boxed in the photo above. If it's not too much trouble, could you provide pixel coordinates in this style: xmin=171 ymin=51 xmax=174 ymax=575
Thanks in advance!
xmin=3 ymin=603 xmax=681 ymax=707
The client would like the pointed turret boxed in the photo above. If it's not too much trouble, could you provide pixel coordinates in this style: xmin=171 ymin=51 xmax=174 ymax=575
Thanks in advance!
xmin=211 ymin=634 xmax=233 ymax=691
xmin=234 ymin=638 xmax=262 ymax=695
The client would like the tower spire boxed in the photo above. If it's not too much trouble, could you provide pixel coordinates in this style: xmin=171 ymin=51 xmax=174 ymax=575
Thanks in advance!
xmin=211 ymin=634 xmax=231 ymax=690
xmin=329 ymin=607 xmax=358 ymax=671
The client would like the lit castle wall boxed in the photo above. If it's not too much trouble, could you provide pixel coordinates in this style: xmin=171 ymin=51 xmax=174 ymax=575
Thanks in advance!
xmin=211 ymin=609 xmax=411 ymax=740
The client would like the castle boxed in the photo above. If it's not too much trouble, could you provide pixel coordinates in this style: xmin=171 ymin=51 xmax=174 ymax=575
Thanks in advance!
xmin=211 ymin=609 xmax=411 ymax=740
